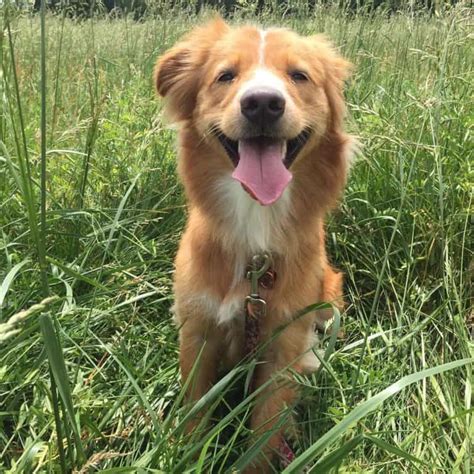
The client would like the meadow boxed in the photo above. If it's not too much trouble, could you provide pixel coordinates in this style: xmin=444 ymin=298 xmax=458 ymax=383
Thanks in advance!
xmin=0 ymin=3 xmax=472 ymax=472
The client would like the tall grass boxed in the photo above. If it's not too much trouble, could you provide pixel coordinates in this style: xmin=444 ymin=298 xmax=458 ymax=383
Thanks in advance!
xmin=0 ymin=4 xmax=472 ymax=473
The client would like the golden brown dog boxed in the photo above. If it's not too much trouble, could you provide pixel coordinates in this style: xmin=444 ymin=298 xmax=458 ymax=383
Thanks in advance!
xmin=155 ymin=17 xmax=355 ymax=471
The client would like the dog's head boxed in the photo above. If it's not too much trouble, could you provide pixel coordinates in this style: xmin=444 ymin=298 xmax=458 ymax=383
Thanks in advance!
xmin=155 ymin=18 xmax=351 ymax=206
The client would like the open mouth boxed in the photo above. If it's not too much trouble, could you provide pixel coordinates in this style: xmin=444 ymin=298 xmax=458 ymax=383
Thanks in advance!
xmin=216 ymin=130 xmax=311 ymax=206
xmin=217 ymin=129 xmax=311 ymax=169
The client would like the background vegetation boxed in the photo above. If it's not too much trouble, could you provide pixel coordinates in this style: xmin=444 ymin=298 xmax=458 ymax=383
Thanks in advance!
xmin=0 ymin=1 xmax=472 ymax=472
xmin=17 ymin=0 xmax=470 ymax=18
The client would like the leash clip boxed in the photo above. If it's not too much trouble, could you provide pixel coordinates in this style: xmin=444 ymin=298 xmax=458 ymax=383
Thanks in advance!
xmin=246 ymin=253 xmax=272 ymax=297
xmin=245 ymin=295 xmax=267 ymax=319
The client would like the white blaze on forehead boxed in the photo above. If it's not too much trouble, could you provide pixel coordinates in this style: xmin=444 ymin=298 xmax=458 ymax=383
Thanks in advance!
xmin=234 ymin=29 xmax=289 ymax=101
xmin=259 ymin=29 xmax=267 ymax=65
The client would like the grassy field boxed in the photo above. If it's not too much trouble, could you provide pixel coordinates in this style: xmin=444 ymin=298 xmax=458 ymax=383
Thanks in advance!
xmin=0 ymin=4 xmax=472 ymax=473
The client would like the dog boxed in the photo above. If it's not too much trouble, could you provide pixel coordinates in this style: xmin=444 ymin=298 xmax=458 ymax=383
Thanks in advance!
xmin=155 ymin=17 xmax=355 ymax=472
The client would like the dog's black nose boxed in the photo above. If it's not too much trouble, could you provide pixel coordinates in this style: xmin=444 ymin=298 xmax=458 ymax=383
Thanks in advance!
xmin=240 ymin=89 xmax=285 ymax=125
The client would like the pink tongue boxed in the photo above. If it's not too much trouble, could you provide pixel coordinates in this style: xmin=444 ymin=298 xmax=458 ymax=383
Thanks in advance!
xmin=232 ymin=139 xmax=292 ymax=206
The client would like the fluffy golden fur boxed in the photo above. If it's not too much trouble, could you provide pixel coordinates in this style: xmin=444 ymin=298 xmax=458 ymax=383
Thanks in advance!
xmin=155 ymin=17 xmax=354 ymax=472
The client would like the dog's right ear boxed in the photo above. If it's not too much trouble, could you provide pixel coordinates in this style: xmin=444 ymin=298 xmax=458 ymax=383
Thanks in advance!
xmin=154 ymin=17 xmax=228 ymax=122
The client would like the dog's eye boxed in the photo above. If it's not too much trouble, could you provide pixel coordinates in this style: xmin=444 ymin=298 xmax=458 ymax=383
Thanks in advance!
xmin=217 ymin=71 xmax=236 ymax=83
xmin=290 ymin=71 xmax=309 ymax=82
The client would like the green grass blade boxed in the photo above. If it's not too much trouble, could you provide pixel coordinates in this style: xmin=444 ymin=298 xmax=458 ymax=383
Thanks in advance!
xmin=365 ymin=434 xmax=432 ymax=470
xmin=231 ymin=415 xmax=290 ymax=472
xmin=90 ymin=335 xmax=162 ymax=436
xmin=5 ymin=13 xmax=31 ymax=180
xmin=323 ymin=306 xmax=341 ymax=362
xmin=39 ymin=313 xmax=86 ymax=465
xmin=283 ymin=358 xmax=473 ymax=473
xmin=46 ymin=256 xmax=108 ymax=291
xmin=4 ymin=11 xmax=49 ymax=297
xmin=39 ymin=0 xmax=49 ymax=297
xmin=49 ymin=369 xmax=67 ymax=474
xmin=310 ymin=434 xmax=364 ymax=473
xmin=180 ymin=365 xmax=247 ymax=428
xmin=0 ymin=258 xmax=29 ymax=308
xmin=195 ymin=431 xmax=218 ymax=473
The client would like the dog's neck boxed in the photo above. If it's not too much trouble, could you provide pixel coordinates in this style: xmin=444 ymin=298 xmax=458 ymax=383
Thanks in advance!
xmin=212 ymin=173 xmax=293 ymax=255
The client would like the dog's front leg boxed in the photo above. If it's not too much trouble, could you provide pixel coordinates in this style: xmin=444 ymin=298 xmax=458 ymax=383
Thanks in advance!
xmin=178 ymin=315 xmax=221 ymax=432
xmin=245 ymin=324 xmax=308 ymax=473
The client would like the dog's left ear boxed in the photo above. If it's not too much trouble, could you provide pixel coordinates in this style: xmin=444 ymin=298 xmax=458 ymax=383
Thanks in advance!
xmin=309 ymin=35 xmax=352 ymax=133
xmin=326 ymin=55 xmax=352 ymax=133
xmin=154 ymin=17 xmax=229 ymax=122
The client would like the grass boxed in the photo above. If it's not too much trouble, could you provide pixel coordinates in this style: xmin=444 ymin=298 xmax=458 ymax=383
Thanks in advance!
xmin=0 ymin=3 xmax=472 ymax=473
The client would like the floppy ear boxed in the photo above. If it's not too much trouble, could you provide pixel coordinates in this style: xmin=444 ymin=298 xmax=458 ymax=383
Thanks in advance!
xmin=154 ymin=17 xmax=229 ymax=122
xmin=325 ymin=55 xmax=352 ymax=133
xmin=310 ymin=35 xmax=352 ymax=133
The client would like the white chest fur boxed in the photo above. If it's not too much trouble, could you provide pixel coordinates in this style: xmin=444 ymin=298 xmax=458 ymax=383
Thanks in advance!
xmin=214 ymin=175 xmax=292 ymax=254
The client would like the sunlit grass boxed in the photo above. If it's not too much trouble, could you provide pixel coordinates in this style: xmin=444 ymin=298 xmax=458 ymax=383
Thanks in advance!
xmin=0 ymin=4 xmax=472 ymax=473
